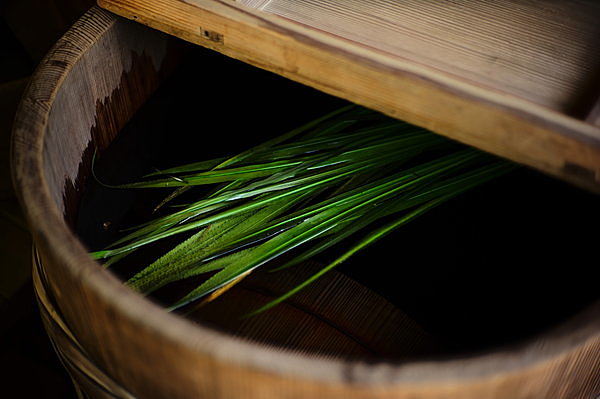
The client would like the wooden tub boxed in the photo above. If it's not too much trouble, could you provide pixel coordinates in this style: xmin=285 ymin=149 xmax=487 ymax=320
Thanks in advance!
xmin=11 ymin=6 xmax=600 ymax=399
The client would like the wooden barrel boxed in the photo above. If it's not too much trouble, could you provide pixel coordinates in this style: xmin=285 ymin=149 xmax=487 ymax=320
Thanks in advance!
xmin=12 ymin=7 xmax=600 ymax=399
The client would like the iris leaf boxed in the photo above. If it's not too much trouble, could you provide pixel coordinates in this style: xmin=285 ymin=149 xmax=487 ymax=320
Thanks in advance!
xmin=91 ymin=105 xmax=515 ymax=315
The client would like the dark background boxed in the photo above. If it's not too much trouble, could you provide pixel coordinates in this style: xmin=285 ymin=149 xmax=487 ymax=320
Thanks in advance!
xmin=0 ymin=1 xmax=92 ymax=397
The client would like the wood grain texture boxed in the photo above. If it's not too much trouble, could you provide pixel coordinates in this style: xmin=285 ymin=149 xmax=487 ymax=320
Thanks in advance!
xmin=191 ymin=261 xmax=438 ymax=360
xmin=98 ymin=0 xmax=600 ymax=194
xmin=33 ymin=250 xmax=136 ymax=399
xmin=11 ymin=6 xmax=600 ymax=399
xmin=241 ymin=0 xmax=600 ymax=114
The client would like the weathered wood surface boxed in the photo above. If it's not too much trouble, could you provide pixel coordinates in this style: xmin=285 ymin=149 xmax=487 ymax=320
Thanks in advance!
xmin=239 ymin=0 xmax=600 ymax=115
xmin=11 ymin=6 xmax=600 ymax=399
xmin=96 ymin=0 xmax=600 ymax=194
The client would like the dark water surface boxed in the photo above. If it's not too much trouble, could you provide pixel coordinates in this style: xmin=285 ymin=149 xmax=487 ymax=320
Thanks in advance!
xmin=76 ymin=47 xmax=600 ymax=357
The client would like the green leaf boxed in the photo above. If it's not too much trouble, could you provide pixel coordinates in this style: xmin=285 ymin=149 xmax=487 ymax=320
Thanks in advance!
xmin=91 ymin=104 xmax=515 ymax=314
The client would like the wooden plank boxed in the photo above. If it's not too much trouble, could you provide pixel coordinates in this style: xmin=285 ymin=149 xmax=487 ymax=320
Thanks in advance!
xmin=239 ymin=0 xmax=600 ymax=115
xmin=97 ymin=0 xmax=600 ymax=194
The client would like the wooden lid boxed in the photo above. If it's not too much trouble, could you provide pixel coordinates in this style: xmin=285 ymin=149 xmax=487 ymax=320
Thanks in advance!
xmin=97 ymin=0 xmax=600 ymax=193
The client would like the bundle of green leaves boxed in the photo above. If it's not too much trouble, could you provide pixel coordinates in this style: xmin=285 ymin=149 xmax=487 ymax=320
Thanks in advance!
xmin=91 ymin=105 xmax=514 ymax=314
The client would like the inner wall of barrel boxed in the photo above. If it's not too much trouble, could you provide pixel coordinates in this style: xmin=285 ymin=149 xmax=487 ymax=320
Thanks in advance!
xmin=74 ymin=41 xmax=600 ymax=358
xmin=41 ymin=20 xmax=178 ymax=228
